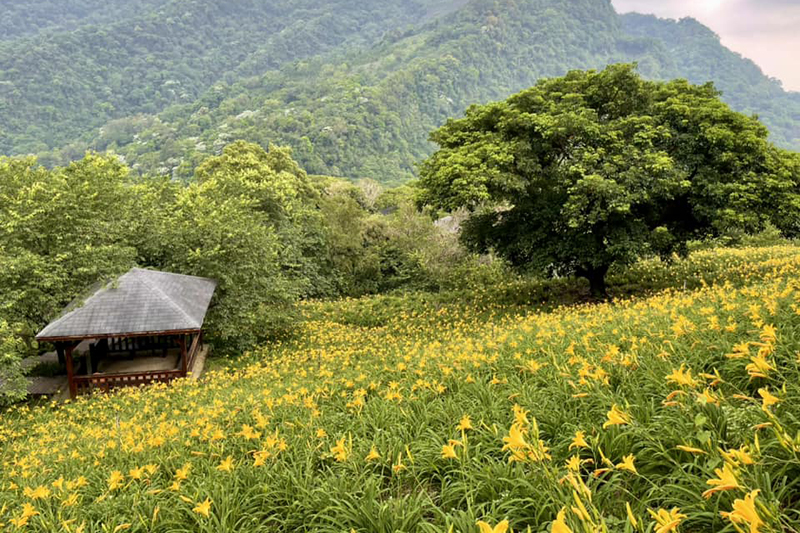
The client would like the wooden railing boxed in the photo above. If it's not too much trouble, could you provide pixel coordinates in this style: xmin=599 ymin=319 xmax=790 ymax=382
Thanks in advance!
xmin=73 ymin=369 xmax=184 ymax=396
xmin=107 ymin=335 xmax=175 ymax=356
xmin=69 ymin=333 xmax=202 ymax=397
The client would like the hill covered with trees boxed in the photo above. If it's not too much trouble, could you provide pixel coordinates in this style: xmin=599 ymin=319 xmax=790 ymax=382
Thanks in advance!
xmin=0 ymin=0 xmax=466 ymax=156
xmin=0 ymin=0 xmax=798 ymax=183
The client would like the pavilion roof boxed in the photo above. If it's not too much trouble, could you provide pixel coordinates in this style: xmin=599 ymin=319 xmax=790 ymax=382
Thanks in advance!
xmin=36 ymin=268 xmax=217 ymax=341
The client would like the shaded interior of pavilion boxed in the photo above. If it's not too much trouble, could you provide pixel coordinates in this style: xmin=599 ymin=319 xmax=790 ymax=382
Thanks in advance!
xmin=53 ymin=332 xmax=204 ymax=395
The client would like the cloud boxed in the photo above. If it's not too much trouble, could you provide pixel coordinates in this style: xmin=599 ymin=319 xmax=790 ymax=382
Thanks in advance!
xmin=611 ymin=0 xmax=800 ymax=91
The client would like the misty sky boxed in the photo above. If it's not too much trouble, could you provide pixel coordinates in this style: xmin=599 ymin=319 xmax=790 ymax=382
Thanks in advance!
xmin=611 ymin=0 xmax=800 ymax=92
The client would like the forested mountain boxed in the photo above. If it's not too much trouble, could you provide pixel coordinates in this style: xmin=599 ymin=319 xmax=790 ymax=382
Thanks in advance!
xmin=0 ymin=0 xmax=165 ymax=40
xmin=0 ymin=0 xmax=464 ymax=155
xmin=618 ymin=13 xmax=800 ymax=151
xmin=1 ymin=0 xmax=798 ymax=183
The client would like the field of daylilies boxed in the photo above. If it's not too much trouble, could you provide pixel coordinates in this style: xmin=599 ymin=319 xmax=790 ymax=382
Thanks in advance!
xmin=2 ymin=245 xmax=800 ymax=533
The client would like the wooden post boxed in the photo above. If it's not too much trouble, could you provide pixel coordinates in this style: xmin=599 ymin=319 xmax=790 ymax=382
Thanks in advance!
xmin=56 ymin=344 xmax=66 ymax=366
xmin=179 ymin=336 xmax=188 ymax=376
xmin=65 ymin=345 xmax=76 ymax=399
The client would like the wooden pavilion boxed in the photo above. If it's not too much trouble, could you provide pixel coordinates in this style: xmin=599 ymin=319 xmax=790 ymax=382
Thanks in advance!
xmin=36 ymin=268 xmax=217 ymax=399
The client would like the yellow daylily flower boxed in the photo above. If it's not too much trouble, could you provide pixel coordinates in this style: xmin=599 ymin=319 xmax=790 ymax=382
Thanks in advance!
xmin=216 ymin=456 xmax=235 ymax=472
xmin=552 ymin=508 xmax=573 ymax=533
xmin=648 ymin=507 xmax=686 ymax=533
xmin=746 ymin=354 xmax=773 ymax=379
xmin=476 ymin=519 xmax=509 ymax=533
xmin=253 ymin=450 xmax=272 ymax=467
xmin=175 ymin=463 xmax=191 ymax=481
xmin=702 ymin=463 xmax=740 ymax=499
xmin=565 ymin=455 xmax=582 ymax=472
xmin=569 ymin=431 xmax=589 ymax=450
xmin=365 ymin=447 xmax=381 ymax=462
xmin=721 ymin=445 xmax=756 ymax=466
xmin=61 ymin=493 xmax=79 ymax=507
xmin=392 ymin=453 xmax=406 ymax=474
xmin=330 ymin=437 xmax=349 ymax=462
xmin=501 ymin=423 xmax=529 ymax=461
xmin=238 ymin=424 xmax=261 ymax=440
xmin=9 ymin=502 xmax=38 ymax=528
xmin=625 ymin=502 xmax=638 ymax=529
xmin=20 ymin=503 xmax=37 ymax=520
xmin=603 ymin=404 xmax=631 ymax=429
xmin=665 ymin=364 xmax=699 ymax=388
xmin=676 ymin=445 xmax=706 ymax=455
xmin=192 ymin=497 xmax=212 ymax=518
xmin=616 ymin=454 xmax=637 ymax=474
xmin=441 ymin=444 xmax=458 ymax=460
xmin=758 ymin=388 xmax=780 ymax=410
xmin=720 ymin=490 xmax=764 ymax=533
xmin=697 ymin=388 xmax=721 ymax=406
xmin=512 ymin=404 xmax=529 ymax=427
xmin=107 ymin=471 xmax=125 ymax=491
xmin=23 ymin=486 xmax=51 ymax=500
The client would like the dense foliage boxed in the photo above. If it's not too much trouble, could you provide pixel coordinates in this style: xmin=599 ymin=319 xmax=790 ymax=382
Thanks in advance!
xmin=0 ymin=0 xmax=459 ymax=156
xmin=1 ymin=0 xmax=798 ymax=183
xmin=2 ymin=245 xmax=800 ymax=531
xmin=1 ymin=0 xmax=799 ymax=522
xmin=419 ymin=65 xmax=800 ymax=295
xmin=0 ymin=143 xmax=469 ymax=403
xmin=619 ymin=13 xmax=800 ymax=150
xmin=0 ymin=0 xmax=167 ymax=41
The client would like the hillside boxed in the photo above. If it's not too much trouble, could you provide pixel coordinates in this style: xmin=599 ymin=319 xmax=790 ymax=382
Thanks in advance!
xmin=0 ymin=0 xmax=798 ymax=183
xmin=0 ymin=0 xmax=461 ymax=155
xmin=2 ymin=245 xmax=800 ymax=531
xmin=619 ymin=13 xmax=800 ymax=150
xmin=0 ymin=0 xmax=165 ymax=40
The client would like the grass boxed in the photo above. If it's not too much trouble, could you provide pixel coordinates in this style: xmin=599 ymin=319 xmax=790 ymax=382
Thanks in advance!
xmin=2 ymin=245 xmax=800 ymax=532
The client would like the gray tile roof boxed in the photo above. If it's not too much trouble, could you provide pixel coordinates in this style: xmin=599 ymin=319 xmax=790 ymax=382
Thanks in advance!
xmin=36 ymin=268 xmax=217 ymax=340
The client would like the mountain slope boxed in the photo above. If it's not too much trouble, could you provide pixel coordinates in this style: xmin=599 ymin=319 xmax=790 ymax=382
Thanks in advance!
xmin=0 ymin=0 xmax=458 ymax=155
xmin=1 ymin=0 xmax=798 ymax=183
xmin=0 ymin=0 xmax=165 ymax=41
xmin=618 ymin=13 xmax=800 ymax=150
xmin=115 ymin=0 xmax=624 ymax=181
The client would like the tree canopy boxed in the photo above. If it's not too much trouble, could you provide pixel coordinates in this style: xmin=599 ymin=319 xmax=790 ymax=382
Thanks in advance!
xmin=418 ymin=64 xmax=800 ymax=295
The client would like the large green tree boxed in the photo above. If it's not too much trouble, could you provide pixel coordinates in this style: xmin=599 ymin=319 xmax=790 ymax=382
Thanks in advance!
xmin=156 ymin=141 xmax=332 ymax=351
xmin=418 ymin=64 xmax=800 ymax=296
xmin=0 ymin=154 xmax=141 ymax=331
xmin=0 ymin=154 xmax=142 ymax=402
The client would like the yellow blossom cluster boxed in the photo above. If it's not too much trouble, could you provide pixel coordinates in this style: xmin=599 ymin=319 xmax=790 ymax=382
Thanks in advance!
xmin=1 ymin=245 xmax=799 ymax=531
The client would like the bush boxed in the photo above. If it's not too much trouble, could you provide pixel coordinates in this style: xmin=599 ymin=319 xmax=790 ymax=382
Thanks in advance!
xmin=0 ymin=320 xmax=29 ymax=406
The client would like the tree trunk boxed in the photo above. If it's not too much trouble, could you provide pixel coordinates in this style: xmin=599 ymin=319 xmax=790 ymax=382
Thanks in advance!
xmin=578 ymin=265 xmax=609 ymax=299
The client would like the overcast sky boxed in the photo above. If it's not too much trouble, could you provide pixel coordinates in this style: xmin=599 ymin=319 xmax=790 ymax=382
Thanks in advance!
xmin=611 ymin=0 xmax=800 ymax=92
